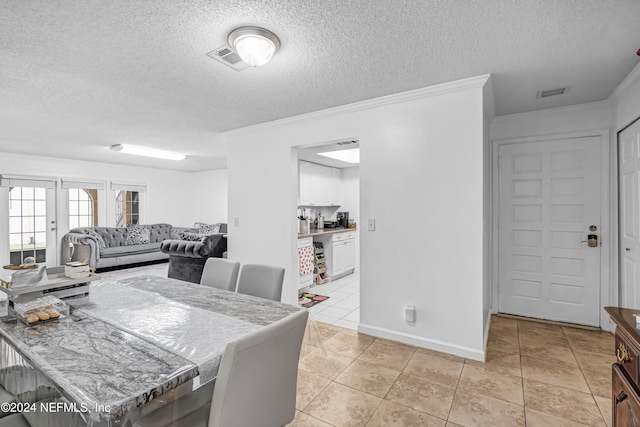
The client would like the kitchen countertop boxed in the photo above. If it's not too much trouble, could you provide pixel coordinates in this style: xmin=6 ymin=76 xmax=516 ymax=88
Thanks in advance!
xmin=298 ymin=227 xmax=356 ymax=238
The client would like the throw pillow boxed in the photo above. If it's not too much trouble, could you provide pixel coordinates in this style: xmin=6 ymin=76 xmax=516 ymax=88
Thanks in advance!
xmin=199 ymin=223 xmax=221 ymax=235
xmin=125 ymin=224 xmax=151 ymax=245
xmin=179 ymin=231 xmax=204 ymax=241
xmin=86 ymin=229 xmax=107 ymax=249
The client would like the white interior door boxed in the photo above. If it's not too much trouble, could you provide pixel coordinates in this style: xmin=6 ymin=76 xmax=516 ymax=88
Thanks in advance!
xmin=619 ymin=119 xmax=640 ymax=309
xmin=498 ymin=137 xmax=602 ymax=326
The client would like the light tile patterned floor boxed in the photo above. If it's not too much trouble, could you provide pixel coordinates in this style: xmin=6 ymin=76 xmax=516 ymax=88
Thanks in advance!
xmin=306 ymin=271 xmax=360 ymax=330
xmin=290 ymin=315 xmax=614 ymax=427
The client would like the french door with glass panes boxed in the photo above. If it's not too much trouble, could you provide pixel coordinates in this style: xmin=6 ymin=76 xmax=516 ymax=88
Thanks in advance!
xmin=7 ymin=185 xmax=57 ymax=267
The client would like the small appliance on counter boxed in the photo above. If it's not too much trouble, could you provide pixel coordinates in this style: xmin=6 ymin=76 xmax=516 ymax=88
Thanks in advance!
xmin=315 ymin=214 xmax=324 ymax=229
xmin=323 ymin=221 xmax=338 ymax=229
xmin=337 ymin=212 xmax=349 ymax=228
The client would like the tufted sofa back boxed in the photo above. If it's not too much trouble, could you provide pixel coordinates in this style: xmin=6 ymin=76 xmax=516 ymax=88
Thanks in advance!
xmin=71 ymin=224 xmax=173 ymax=248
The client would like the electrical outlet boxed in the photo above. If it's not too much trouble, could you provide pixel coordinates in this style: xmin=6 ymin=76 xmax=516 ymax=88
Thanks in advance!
xmin=404 ymin=304 xmax=416 ymax=322
xmin=234 ymin=217 xmax=239 ymax=227
xmin=367 ymin=219 xmax=375 ymax=231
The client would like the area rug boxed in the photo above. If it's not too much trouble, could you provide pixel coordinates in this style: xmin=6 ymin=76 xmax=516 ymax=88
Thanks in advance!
xmin=298 ymin=292 xmax=330 ymax=308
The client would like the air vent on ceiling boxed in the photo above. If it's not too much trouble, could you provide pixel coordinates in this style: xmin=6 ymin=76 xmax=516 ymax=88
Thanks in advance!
xmin=206 ymin=44 xmax=249 ymax=71
xmin=337 ymin=140 xmax=358 ymax=146
xmin=536 ymin=87 xmax=568 ymax=99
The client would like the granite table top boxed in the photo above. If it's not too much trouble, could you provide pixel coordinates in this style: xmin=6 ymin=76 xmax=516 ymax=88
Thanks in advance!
xmin=0 ymin=275 xmax=300 ymax=424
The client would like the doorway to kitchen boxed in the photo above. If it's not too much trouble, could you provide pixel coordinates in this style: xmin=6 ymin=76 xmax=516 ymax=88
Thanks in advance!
xmin=296 ymin=140 xmax=361 ymax=329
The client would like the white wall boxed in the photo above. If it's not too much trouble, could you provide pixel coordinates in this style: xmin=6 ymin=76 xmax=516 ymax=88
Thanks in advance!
xmin=187 ymin=169 xmax=228 ymax=225
xmin=225 ymin=75 xmax=491 ymax=360
xmin=339 ymin=167 xmax=359 ymax=269
xmin=0 ymin=152 xmax=226 ymax=266
xmin=612 ymin=63 xmax=640 ymax=132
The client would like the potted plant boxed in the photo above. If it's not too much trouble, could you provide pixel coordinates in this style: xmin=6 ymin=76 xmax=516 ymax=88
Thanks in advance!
xmin=297 ymin=214 xmax=310 ymax=234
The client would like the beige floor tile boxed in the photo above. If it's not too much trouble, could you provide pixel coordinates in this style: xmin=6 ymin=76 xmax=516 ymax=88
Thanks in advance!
xmin=524 ymin=379 xmax=606 ymax=426
xmin=490 ymin=315 xmax=518 ymax=329
xmin=403 ymin=351 xmax=464 ymax=388
xmin=457 ymin=364 xmax=523 ymax=405
xmin=448 ymin=390 xmax=525 ymax=427
xmin=525 ymin=408 xmax=595 ymax=427
xmin=486 ymin=333 xmax=520 ymax=355
xmin=299 ymin=347 xmax=355 ymax=380
xmin=335 ymin=359 xmax=400 ymax=398
xmin=374 ymin=337 xmax=417 ymax=352
xmin=593 ymin=395 xmax=612 ymax=427
xmin=312 ymin=321 xmax=343 ymax=342
xmin=296 ymin=370 xmax=332 ymax=410
xmin=358 ymin=341 xmax=415 ymax=371
xmin=564 ymin=328 xmax=614 ymax=356
xmin=385 ymin=372 xmax=456 ymax=419
xmin=521 ymin=356 xmax=590 ymax=393
xmin=574 ymin=351 xmax=614 ymax=398
xmin=415 ymin=347 xmax=466 ymax=363
xmin=321 ymin=331 xmax=375 ymax=358
xmin=445 ymin=423 xmax=463 ymax=427
xmin=365 ymin=400 xmax=446 ymax=427
xmin=305 ymin=382 xmax=382 ymax=427
xmin=518 ymin=322 xmax=568 ymax=343
xmin=286 ymin=411 xmax=334 ymax=426
xmin=464 ymin=349 xmax=522 ymax=378
xmin=519 ymin=337 xmax=579 ymax=365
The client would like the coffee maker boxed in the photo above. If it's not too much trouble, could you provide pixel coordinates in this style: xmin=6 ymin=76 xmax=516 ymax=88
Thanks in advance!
xmin=337 ymin=212 xmax=349 ymax=228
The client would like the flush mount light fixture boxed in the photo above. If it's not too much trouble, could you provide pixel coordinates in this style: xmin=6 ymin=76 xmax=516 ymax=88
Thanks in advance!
xmin=317 ymin=148 xmax=360 ymax=164
xmin=109 ymin=144 xmax=187 ymax=161
xmin=228 ymin=26 xmax=280 ymax=67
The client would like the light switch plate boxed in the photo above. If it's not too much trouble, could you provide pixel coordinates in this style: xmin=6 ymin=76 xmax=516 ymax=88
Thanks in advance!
xmin=367 ymin=219 xmax=375 ymax=231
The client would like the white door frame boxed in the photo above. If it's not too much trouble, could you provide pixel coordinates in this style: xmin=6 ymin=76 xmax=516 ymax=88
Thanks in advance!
xmin=491 ymin=129 xmax=614 ymax=330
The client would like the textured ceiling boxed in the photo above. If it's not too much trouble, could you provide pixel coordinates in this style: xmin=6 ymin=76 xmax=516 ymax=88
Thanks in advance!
xmin=1 ymin=0 xmax=639 ymax=172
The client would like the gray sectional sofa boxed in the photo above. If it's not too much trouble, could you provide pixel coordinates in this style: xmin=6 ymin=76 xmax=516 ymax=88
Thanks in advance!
xmin=63 ymin=223 xmax=178 ymax=269
xmin=63 ymin=223 xmax=228 ymax=276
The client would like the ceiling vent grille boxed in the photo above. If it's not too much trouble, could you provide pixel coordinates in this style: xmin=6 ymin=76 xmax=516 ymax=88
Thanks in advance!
xmin=536 ymin=87 xmax=568 ymax=98
xmin=206 ymin=45 xmax=249 ymax=71
xmin=337 ymin=140 xmax=358 ymax=146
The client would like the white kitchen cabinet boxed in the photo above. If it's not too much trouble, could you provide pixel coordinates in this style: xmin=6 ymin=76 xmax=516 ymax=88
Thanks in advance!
xmin=315 ymin=231 xmax=355 ymax=279
xmin=298 ymin=161 xmax=340 ymax=207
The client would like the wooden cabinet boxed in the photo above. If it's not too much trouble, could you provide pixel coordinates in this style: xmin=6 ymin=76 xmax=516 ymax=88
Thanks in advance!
xmin=299 ymin=161 xmax=340 ymax=206
xmin=605 ymin=307 xmax=640 ymax=427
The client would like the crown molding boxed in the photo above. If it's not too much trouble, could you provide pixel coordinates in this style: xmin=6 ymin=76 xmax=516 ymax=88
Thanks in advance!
xmin=492 ymin=100 xmax=611 ymax=125
xmin=609 ymin=62 xmax=640 ymax=105
xmin=226 ymin=74 xmax=492 ymax=135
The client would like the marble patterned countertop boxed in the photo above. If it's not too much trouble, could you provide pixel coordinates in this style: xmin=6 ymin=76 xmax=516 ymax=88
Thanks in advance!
xmin=298 ymin=227 xmax=356 ymax=238
xmin=0 ymin=275 xmax=300 ymax=424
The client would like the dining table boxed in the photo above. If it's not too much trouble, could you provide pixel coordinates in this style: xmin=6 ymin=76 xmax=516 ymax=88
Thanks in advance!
xmin=0 ymin=275 xmax=301 ymax=426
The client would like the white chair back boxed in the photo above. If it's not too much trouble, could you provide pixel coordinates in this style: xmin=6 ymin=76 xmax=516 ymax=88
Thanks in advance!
xmin=236 ymin=264 xmax=285 ymax=302
xmin=200 ymin=258 xmax=240 ymax=292
xmin=208 ymin=310 xmax=309 ymax=427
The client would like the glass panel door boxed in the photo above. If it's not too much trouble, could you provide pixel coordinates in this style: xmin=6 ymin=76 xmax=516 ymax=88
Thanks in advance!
xmin=8 ymin=186 xmax=57 ymax=266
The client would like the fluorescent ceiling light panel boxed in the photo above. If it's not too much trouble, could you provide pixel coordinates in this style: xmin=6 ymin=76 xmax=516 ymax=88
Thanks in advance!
xmin=317 ymin=148 xmax=360 ymax=164
xmin=109 ymin=144 xmax=187 ymax=161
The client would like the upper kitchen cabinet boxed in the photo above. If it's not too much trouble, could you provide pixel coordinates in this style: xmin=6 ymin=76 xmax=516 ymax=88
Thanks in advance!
xmin=299 ymin=161 xmax=340 ymax=207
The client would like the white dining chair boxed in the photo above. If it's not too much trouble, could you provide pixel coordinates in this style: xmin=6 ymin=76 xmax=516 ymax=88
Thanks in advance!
xmin=236 ymin=264 xmax=285 ymax=302
xmin=200 ymin=258 xmax=241 ymax=292
xmin=208 ymin=309 xmax=309 ymax=427
xmin=0 ymin=413 xmax=29 ymax=427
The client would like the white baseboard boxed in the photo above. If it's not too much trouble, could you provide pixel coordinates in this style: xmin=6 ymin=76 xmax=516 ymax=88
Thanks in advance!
xmin=357 ymin=323 xmax=485 ymax=362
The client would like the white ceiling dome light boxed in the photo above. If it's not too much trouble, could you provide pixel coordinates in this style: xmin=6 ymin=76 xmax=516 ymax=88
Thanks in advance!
xmin=228 ymin=26 xmax=280 ymax=67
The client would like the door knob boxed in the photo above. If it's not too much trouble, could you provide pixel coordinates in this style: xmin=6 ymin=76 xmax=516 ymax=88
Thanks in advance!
xmin=626 ymin=248 xmax=632 ymax=251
